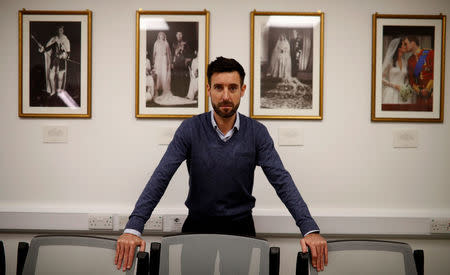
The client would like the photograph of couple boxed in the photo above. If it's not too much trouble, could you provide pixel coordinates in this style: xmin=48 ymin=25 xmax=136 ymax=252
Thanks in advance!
xmin=259 ymin=27 xmax=314 ymax=110
xmin=145 ymin=22 xmax=199 ymax=108
xmin=381 ymin=26 xmax=434 ymax=112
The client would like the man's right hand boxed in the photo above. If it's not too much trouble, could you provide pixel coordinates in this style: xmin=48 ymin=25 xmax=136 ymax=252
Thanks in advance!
xmin=114 ymin=233 xmax=146 ymax=271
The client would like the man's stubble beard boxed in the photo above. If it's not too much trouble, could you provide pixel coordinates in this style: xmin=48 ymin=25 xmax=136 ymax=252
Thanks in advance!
xmin=212 ymin=100 xmax=240 ymax=118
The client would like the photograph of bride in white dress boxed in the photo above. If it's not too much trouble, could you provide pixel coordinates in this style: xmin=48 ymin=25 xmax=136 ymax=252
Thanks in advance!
xmin=260 ymin=27 xmax=313 ymax=110
xmin=145 ymin=22 xmax=199 ymax=108
xmin=381 ymin=26 xmax=435 ymax=112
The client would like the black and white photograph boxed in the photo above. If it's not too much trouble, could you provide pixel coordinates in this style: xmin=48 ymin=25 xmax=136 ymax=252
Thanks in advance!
xmin=19 ymin=10 xmax=92 ymax=118
xmin=371 ymin=14 xmax=446 ymax=122
xmin=29 ymin=21 xmax=81 ymax=108
xmin=250 ymin=11 xmax=324 ymax=120
xmin=136 ymin=11 xmax=209 ymax=118
xmin=145 ymin=22 xmax=199 ymax=108
xmin=261 ymin=27 xmax=313 ymax=110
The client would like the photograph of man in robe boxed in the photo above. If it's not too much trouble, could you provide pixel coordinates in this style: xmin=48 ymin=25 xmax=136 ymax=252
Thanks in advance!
xmin=29 ymin=22 xmax=81 ymax=108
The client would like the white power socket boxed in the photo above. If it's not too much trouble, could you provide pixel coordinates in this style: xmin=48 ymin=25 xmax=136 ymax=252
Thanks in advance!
xmin=118 ymin=215 xmax=129 ymax=230
xmin=431 ymin=218 xmax=450 ymax=234
xmin=88 ymin=214 xmax=113 ymax=230
xmin=144 ymin=215 xmax=163 ymax=231
xmin=163 ymin=215 xmax=186 ymax=232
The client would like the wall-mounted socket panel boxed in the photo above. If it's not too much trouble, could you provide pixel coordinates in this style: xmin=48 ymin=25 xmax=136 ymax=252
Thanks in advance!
xmin=144 ymin=215 xmax=163 ymax=231
xmin=88 ymin=214 xmax=113 ymax=230
xmin=163 ymin=215 xmax=186 ymax=232
xmin=117 ymin=215 xmax=129 ymax=230
xmin=431 ymin=218 xmax=450 ymax=234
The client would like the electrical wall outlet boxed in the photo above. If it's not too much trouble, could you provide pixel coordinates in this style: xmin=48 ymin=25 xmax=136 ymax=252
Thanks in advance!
xmin=431 ymin=218 xmax=450 ymax=234
xmin=163 ymin=215 xmax=186 ymax=232
xmin=144 ymin=215 xmax=163 ymax=231
xmin=88 ymin=214 xmax=113 ymax=230
xmin=117 ymin=215 xmax=129 ymax=230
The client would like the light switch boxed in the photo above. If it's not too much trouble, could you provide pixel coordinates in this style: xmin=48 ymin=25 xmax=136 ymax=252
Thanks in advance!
xmin=278 ymin=127 xmax=304 ymax=146
xmin=157 ymin=127 xmax=177 ymax=145
xmin=43 ymin=126 xmax=68 ymax=143
xmin=393 ymin=129 xmax=418 ymax=148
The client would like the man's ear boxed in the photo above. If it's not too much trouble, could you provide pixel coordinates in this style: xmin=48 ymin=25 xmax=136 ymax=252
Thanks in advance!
xmin=207 ymin=83 xmax=211 ymax=97
xmin=240 ymin=84 xmax=247 ymax=97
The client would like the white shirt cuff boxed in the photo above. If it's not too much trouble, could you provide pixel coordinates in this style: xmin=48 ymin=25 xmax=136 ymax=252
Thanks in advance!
xmin=304 ymin=230 xmax=320 ymax=237
xmin=124 ymin=228 xmax=142 ymax=237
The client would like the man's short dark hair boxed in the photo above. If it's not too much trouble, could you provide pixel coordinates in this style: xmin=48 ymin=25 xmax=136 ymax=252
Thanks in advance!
xmin=207 ymin=57 xmax=245 ymax=86
xmin=406 ymin=35 xmax=420 ymax=46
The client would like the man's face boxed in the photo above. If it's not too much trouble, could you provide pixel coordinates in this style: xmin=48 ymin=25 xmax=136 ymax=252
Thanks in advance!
xmin=176 ymin=32 xmax=183 ymax=41
xmin=404 ymin=38 xmax=413 ymax=52
xmin=208 ymin=71 xmax=246 ymax=118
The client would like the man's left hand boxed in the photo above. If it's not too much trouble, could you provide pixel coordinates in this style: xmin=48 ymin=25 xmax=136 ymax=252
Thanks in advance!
xmin=300 ymin=233 xmax=328 ymax=272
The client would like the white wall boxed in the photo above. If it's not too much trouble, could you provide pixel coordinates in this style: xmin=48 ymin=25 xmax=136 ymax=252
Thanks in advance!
xmin=1 ymin=0 xmax=450 ymax=274
xmin=1 ymin=0 xmax=449 ymax=216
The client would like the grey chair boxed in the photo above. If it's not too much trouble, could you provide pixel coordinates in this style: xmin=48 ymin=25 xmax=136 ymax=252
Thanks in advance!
xmin=149 ymin=233 xmax=280 ymax=275
xmin=296 ymin=240 xmax=424 ymax=275
xmin=16 ymin=235 xmax=148 ymax=275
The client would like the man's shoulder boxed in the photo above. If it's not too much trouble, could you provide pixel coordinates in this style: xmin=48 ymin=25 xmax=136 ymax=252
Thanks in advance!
xmin=239 ymin=113 xmax=267 ymax=132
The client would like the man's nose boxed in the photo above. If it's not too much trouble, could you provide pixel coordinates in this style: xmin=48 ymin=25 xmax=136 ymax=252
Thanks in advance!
xmin=222 ymin=88 xmax=231 ymax=100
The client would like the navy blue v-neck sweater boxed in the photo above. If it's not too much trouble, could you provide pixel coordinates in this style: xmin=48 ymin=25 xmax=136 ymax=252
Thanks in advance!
xmin=126 ymin=112 xmax=319 ymax=235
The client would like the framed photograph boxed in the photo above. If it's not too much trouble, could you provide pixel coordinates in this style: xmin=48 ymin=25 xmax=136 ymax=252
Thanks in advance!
xmin=250 ymin=11 xmax=324 ymax=120
xmin=371 ymin=13 xmax=446 ymax=122
xmin=136 ymin=10 xmax=210 ymax=118
xmin=19 ymin=9 xmax=92 ymax=118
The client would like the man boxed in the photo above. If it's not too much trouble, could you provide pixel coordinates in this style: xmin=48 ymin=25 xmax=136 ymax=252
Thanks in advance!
xmin=171 ymin=31 xmax=192 ymax=98
xmin=38 ymin=25 xmax=70 ymax=96
xmin=115 ymin=57 xmax=328 ymax=272
xmin=290 ymin=29 xmax=302 ymax=78
xmin=405 ymin=35 xmax=434 ymax=109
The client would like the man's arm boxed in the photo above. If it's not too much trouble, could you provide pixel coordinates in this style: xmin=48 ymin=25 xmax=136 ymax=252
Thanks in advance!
xmin=255 ymin=124 xmax=327 ymax=271
xmin=115 ymin=120 xmax=191 ymax=271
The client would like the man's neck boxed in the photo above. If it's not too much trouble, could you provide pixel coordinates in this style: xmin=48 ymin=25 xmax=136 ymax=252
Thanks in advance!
xmin=413 ymin=45 xmax=421 ymax=55
xmin=213 ymin=112 xmax=237 ymax=134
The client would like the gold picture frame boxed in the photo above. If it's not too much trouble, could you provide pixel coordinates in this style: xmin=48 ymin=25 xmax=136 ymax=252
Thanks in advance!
xmin=371 ymin=13 xmax=446 ymax=122
xmin=250 ymin=11 xmax=324 ymax=120
xmin=135 ymin=10 xmax=210 ymax=118
xmin=19 ymin=9 xmax=92 ymax=118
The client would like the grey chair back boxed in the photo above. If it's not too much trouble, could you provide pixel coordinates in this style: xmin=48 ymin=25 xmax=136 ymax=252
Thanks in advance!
xmin=21 ymin=235 xmax=139 ymax=275
xmin=151 ymin=234 xmax=280 ymax=275
xmin=297 ymin=240 xmax=422 ymax=275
